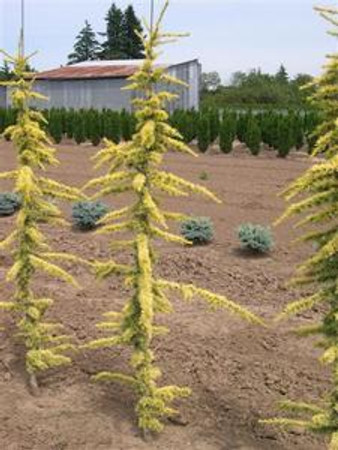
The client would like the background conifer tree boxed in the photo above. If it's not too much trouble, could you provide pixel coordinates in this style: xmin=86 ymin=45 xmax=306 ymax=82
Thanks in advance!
xmin=120 ymin=109 xmax=133 ymax=141
xmin=275 ymin=64 xmax=289 ymax=84
xmin=0 ymin=48 xmax=82 ymax=393
xmin=245 ymin=116 xmax=261 ymax=155
xmin=65 ymin=109 xmax=75 ymax=140
xmin=197 ymin=113 xmax=210 ymax=152
xmin=73 ymin=110 xmax=86 ymax=144
xmin=100 ymin=3 xmax=126 ymax=60
xmin=0 ymin=107 xmax=6 ymax=133
xmin=261 ymin=110 xmax=276 ymax=148
xmin=68 ymin=20 xmax=100 ymax=65
xmin=208 ymin=107 xmax=220 ymax=143
xmin=0 ymin=60 xmax=14 ymax=80
xmin=263 ymin=7 xmax=338 ymax=448
xmin=103 ymin=110 xmax=120 ymax=143
xmin=84 ymin=1 xmax=263 ymax=434
xmin=277 ymin=115 xmax=293 ymax=157
xmin=220 ymin=112 xmax=236 ymax=153
xmin=237 ymin=112 xmax=250 ymax=143
xmin=88 ymin=109 xmax=101 ymax=146
xmin=292 ymin=112 xmax=304 ymax=150
xmin=122 ymin=5 xmax=144 ymax=59
xmin=49 ymin=108 xmax=63 ymax=144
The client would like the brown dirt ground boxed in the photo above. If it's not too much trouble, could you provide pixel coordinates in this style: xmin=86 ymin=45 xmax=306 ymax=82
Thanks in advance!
xmin=0 ymin=140 xmax=329 ymax=450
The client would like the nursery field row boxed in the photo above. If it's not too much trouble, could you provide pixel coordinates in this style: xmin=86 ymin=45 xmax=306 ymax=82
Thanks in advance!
xmin=0 ymin=140 xmax=326 ymax=450
xmin=0 ymin=106 xmax=320 ymax=158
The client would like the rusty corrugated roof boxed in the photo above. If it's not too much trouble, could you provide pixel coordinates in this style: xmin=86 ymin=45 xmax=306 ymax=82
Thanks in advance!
xmin=35 ymin=65 xmax=139 ymax=80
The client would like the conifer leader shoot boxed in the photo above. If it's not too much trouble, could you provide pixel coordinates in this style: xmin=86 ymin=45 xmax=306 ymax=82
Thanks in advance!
xmin=85 ymin=1 xmax=263 ymax=434
xmin=0 ymin=48 xmax=82 ymax=393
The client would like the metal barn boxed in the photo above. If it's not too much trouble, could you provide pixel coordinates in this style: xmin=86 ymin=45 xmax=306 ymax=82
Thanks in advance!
xmin=0 ymin=86 xmax=7 ymax=108
xmin=3 ymin=59 xmax=201 ymax=112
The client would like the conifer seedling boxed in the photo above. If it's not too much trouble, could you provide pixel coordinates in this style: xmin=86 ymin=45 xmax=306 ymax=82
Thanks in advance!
xmin=262 ymin=7 xmax=338 ymax=448
xmin=0 ymin=46 xmax=82 ymax=393
xmin=84 ymin=1 xmax=263 ymax=434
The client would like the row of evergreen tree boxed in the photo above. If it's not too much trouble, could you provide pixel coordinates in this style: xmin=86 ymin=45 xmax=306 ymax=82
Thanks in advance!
xmin=0 ymin=107 xmax=136 ymax=146
xmin=68 ymin=3 xmax=144 ymax=64
xmin=0 ymin=106 xmax=319 ymax=157
xmin=172 ymin=107 xmax=320 ymax=157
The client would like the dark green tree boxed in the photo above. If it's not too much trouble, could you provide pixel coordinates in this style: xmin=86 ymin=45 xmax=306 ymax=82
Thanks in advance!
xmin=220 ymin=112 xmax=236 ymax=153
xmin=0 ymin=108 xmax=6 ymax=133
xmin=88 ymin=110 xmax=101 ymax=146
xmin=68 ymin=21 xmax=100 ymax=65
xmin=271 ymin=114 xmax=282 ymax=149
xmin=304 ymin=110 xmax=321 ymax=153
xmin=263 ymin=111 xmax=280 ymax=150
xmin=120 ymin=109 xmax=133 ymax=141
xmin=237 ymin=112 xmax=250 ymax=143
xmin=48 ymin=109 xmax=63 ymax=144
xmin=292 ymin=112 xmax=304 ymax=150
xmin=100 ymin=3 xmax=126 ymax=59
xmin=197 ymin=113 xmax=210 ymax=152
xmin=0 ymin=60 xmax=14 ymax=80
xmin=73 ymin=111 xmax=86 ymax=144
xmin=208 ymin=107 xmax=220 ymax=143
xmin=169 ymin=109 xmax=196 ymax=144
xmin=277 ymin=115 xmax=293 ymax=157
xmin=183 ymin=109 xmax=198 ymax=144
xmin=261 ymin=111 xmax=272 ymax=146
xmin=275 ymin=64 xmax=289 ymax=84
xmin=65 ymin=109 xmax=75 ymax=140
xmin=245 ymin=116 xmax=261 ymax=155
xmin=103 ymin=110 xmax=120 ymax=143
xmin=59 ymin=108 xmax=68 ymax=136
xmin=292 ymin=73 xmax=315 ymax=104
xmin=122 ymin=5 xmax=144 ymax=59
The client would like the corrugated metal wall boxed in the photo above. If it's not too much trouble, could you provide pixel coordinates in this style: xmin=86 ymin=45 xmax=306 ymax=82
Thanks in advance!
xmin=0 ymin=86 xmax=7 ymax=108
xmin=166 ymin=60 xmax=201 ymax=112
xmin=5 ymin=60 xmax=201 ymax=111
xmin=25 ymin=78 xmax=132 ymax=111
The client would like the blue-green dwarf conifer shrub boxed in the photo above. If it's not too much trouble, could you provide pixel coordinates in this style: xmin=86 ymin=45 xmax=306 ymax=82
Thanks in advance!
xmin=72 ymin=201 xmax=109 ymax=230
xmin=180 ymin=217 xmax=214 ymax=245
xmin=238 ymin=223 xmax=273 ymax=253
xmin=0 ymin=192 xmax=22 ymax=217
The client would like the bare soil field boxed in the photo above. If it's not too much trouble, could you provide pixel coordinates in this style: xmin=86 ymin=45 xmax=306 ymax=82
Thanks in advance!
xmin=0 ymin=140 xmax=328 ymax=450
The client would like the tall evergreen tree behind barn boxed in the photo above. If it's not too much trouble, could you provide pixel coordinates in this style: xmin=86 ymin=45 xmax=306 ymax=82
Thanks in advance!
xmin=68 ymin=21 xmax=100 ymax=64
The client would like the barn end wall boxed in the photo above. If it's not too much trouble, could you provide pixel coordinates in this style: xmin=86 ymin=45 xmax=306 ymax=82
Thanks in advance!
xmin=0 ymin=86 xmax=7 ymax=108
xmin=166 ymin=60 xmax=201 ymax=112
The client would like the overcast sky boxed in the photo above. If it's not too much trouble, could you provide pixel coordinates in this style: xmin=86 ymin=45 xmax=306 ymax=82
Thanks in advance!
xmin=1 ymin=0 xmax=337 ymax=82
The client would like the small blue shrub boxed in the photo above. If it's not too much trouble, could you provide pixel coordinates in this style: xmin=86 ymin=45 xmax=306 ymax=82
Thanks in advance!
xmin=72 ymin=201 xmax=109 ymax=230
xmin=238 ymin=223 xmax=273 ymax=253
xmin=180 ymin=217 xmax=214 ymax=245
xmin=0 ymin=192 xmax=22 ymax=217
